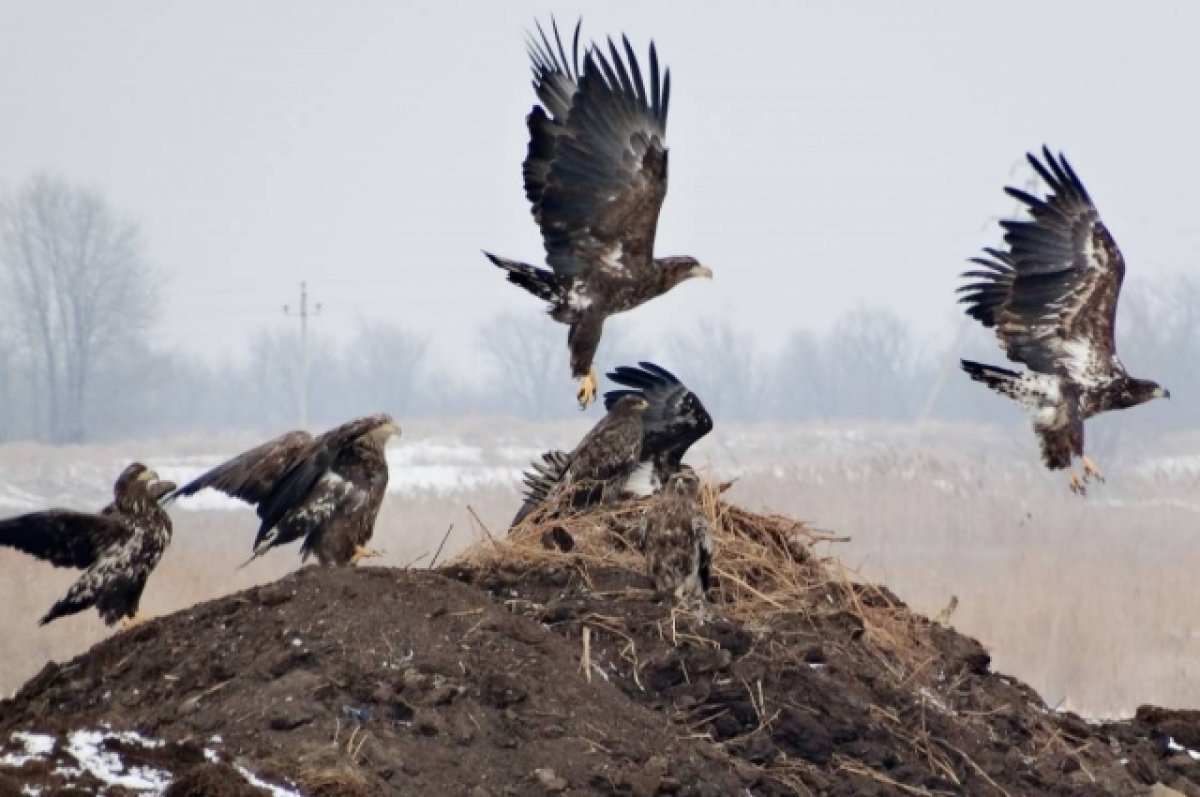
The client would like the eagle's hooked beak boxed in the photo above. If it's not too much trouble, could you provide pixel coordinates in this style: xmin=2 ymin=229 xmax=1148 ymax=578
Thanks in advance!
xmin=634 ymin=397 xmax=651 ymax=412
xmin=138 ymin=468 xmax=159 ymax=483
xmin=1156 ymin=386 xmax=1171 ymax=400
xmin=690 ymin=265 xmax=714 ymax=280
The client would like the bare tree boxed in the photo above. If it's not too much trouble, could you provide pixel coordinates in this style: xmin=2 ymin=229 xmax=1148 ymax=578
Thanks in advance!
xmin=824 ymin=307 xmax=931 ymax=420
xmin=774 ymin=329 xmax=831 ymax=421
xmin=0 ymin=175 xmax=157 ymax=442
xmin=344 ymin=320 xmax=428 ymax=416
xmin=668 ymin=319 xmax=758 ymax=421
xmin=478 ymin=313 xmax=571 ymax=418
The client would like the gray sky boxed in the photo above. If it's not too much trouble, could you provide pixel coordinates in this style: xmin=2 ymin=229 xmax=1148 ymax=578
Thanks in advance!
xmin=2 ymin=1 xmax=1198 ymax=369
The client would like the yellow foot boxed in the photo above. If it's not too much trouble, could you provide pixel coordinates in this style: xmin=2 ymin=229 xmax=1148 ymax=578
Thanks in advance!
xmin=349 ymin=546 xmax=382 ymax=566
xmin=576 ymin=367 xmax=598 ymax=410
xmin=1067 ymin=470 xmax=1087 ymax=496
xmin=119 ymin=614 xmax=146 ymax=632
xmin=1082 ymin=455 xmax=1105 ymax=484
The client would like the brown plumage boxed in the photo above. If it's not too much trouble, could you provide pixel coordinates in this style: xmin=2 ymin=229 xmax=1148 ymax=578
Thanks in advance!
xmin=168 ymin=414 xmax=400 ymax=566
xmin=0 ymin=463 xmax=172 ymax=626
xmin=958 ymin=147 xmax=1169 ymax=492
xmin=484 ymin=18 xmax=712 ymax=408
xmin=521 ymin=394 xmax=649 ymax=521
xmin=512 ymin=362 xmax=711 ymax=526
xmin=638 ymin=469 xmax=712 ymax=603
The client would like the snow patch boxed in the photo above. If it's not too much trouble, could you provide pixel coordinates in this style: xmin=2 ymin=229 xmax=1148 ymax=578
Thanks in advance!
xmin=61 ymin=729 xmax=171 ymax=791
xmin=0 ymin=732 xmax=55 ymax=766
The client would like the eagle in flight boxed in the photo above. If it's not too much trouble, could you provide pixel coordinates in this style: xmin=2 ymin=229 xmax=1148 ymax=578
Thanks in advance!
xmin=638 ymin=468 xmax=713 ymax=604
xmin=168 ymin=413 xmax=400 ymax=566
xmin=484 ymin=19 xmax=711 ymax=409
xmin=513 ymin=362 xmax=711 ymax=526
xmin=0 ymin=463 xmax=172 ymax=629
xmin=958 ymin=147 xmax=1169 ymax=494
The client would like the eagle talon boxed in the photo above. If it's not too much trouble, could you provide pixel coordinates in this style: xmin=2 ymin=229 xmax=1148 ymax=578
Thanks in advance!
xmin=1082 ymin=456 xmax=1105 ymax=484
xmin=349 ymin=546 xmax=382 ymax=566
xmin=119 ymin=613 xmax=146 ymax=632
xmin=1067 ymin=470 xmax=1087 ymax=496
xmin=576 ymin=368 xmax=598 ymax=410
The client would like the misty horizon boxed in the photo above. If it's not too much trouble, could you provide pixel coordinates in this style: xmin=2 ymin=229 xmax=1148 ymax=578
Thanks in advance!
xmin=3 ymin=2 xmax=1199 ymax=376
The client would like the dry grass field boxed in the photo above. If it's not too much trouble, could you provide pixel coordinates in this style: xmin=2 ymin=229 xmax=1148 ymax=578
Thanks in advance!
xmin=2 ymin=418 xmax=1198 ymax=719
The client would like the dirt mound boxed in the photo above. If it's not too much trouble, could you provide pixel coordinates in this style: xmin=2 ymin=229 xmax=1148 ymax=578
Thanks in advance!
xmin=1 ymin=493 xmax=1199 ymax=795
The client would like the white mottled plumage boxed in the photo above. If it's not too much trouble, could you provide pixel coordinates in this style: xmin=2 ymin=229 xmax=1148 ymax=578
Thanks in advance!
xmin=638 ymin=470 xmax=711 ymax=604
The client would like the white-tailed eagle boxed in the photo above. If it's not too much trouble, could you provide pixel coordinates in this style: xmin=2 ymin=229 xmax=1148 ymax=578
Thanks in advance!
xmin=484 ymin=19 xmax=711 ymax=409
xmin=0 ymin=463 xmax=172 ymax=628
xmin=513 ymin=362 xmax=710 ymax=525
xmin=168 ymin=414 xmax=400 ymax=566
xmin=638 ymin=468 xmax=712 ymax=604
xmin=958 ymin=147 xmax=1169 ymax=493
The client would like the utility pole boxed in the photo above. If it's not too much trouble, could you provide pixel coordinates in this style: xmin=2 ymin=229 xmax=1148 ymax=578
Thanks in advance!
xmin=284 ymin=282 xmax=321 ymax=429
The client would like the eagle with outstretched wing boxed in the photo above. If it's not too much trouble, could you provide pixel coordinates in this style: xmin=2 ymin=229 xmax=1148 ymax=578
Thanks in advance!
xmin=0 ymin=463 xmax=172 ymax=628
xmin=512 ymin=362 xmax=710 ymax=526
xmin=484 ymin=18 xmax=711 ymax=409
xmin=958 ymin=147 xmax=1169 ymax=493
xmin=638 ymin=469 xmax=712 ymax=604
xmin=512 ymin=393 xmax=649 ymax=526
xmin=168 ymin=414 xmax=400 ymax=566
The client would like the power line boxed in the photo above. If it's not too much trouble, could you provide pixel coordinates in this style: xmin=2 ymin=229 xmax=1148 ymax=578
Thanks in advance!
xmin=283 ymin=281 xmax=321 ymax=429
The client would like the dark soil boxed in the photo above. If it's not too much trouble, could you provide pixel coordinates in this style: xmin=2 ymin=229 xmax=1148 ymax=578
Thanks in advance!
xmin=1 ymin=510 xmax=1199 ymax=795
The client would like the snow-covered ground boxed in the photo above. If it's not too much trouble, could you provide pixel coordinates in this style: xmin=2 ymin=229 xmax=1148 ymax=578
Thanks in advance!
xmin=0 ymin=421 xmax=1194 ymax=513
xmin=0 ymin=727 xmax=302 ymax=796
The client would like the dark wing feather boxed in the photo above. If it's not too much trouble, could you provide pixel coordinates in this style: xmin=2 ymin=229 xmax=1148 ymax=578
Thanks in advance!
xmin=524 ymin=19 xmax=582 ymax=211
xmin=605 ymin=362 xmax=712 ymax=470
xmin=511 ymin=449 xmax=571 ymax=526
xmin=530 ymin=30 xmax=670 ymax=277
xmin=253 ymin=416 xmax=383 ymax=544
xmin=960 ymin=147 xmax=1125 ymax=380
xmin=566 ymin=408 xmax=643 ymax=483
xmin=168 ymin=430 xmax=314 ymax=507
xmin=0 ymin=510 xmax=130 ymax=570
xmin=253 ymin=446 xmax=339 ymax=546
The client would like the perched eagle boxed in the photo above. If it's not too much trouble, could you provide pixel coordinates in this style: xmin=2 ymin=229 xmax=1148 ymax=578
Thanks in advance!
xmin=512 ymin=362 xmax=711 ymax=526
xmin=958 ymin=148 xmax=1169 ymax=493
xmin=638 ymin=469 xmax=712 ymax=603
xmin=484 ymin=19 xmax=712 ymax=409
xmin=513 ymin=393 xmax=649 ymax=525
xmin=0 ymin=463 xmax=172 ymax=628
xmin=168 ymin=414 xmax=400 ymax=566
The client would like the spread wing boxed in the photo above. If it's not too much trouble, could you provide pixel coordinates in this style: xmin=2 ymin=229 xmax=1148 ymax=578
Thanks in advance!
xmin=526 ymin=21 xmax=671 ymax=277
xmin=605 ymin=362 xmax=712 ymax=470
xmin=511 ymin=449 xmax=572 ymax=527
xmin=0 ymin=510 xmax=130 ymax=570
xmin=253 ymin=415 xmax=381 ymax=542
xmin=168 ymin=430 xmax=314 ymax=509
xmin=959 ymin=147 xmax=1125 ymax=383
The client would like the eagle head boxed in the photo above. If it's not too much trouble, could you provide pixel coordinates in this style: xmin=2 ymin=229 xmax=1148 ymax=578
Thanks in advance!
xmin=357 ymin=413 xmax=402 ymax=449
xmin=1119 ymin=378 xmax=1170 ymax=408
xmin=657 ymin=256 xmax=713 ymax=287
xmin=610 ymin=394 xmax=650 ymax=414
xmin=667 ymin=468 xmax=701 ymax=496
xmin=114 ymin=462 xmax=160 ymax=507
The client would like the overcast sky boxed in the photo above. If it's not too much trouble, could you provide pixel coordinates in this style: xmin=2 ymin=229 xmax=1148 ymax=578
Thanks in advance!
xmin=2 ymin=1 xmax=1198 ymax=371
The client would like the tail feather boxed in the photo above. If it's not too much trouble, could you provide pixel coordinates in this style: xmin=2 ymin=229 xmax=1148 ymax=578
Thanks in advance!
xmin=484 ymin=251 xmax=562 ymax=304
xmin=961 ymin=359 xmax=1023 ymax=400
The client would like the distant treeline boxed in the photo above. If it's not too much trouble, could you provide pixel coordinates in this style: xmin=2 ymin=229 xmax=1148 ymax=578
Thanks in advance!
xmin=0 ymin=174 xmax=1192 ymax=444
